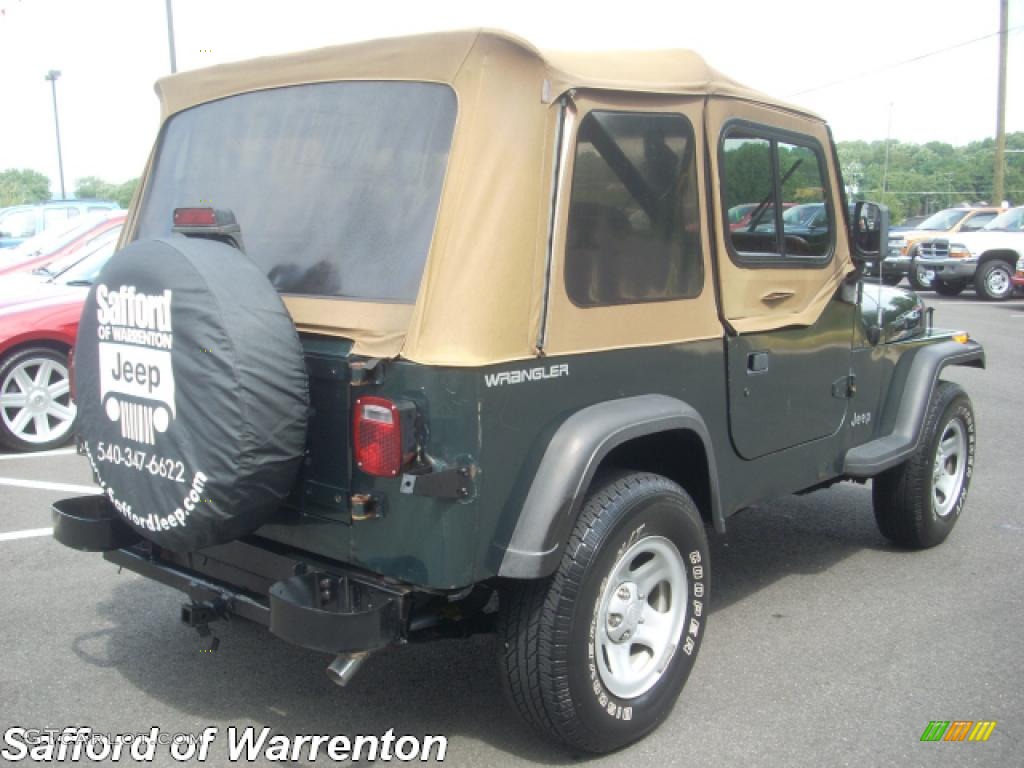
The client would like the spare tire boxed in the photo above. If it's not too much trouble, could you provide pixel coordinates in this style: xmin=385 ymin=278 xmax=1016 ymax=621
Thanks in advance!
xmin=75 ymin=236 xmax=309 ymax=551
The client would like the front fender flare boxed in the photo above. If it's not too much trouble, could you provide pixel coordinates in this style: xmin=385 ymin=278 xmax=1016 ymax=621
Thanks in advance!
xmin=497 ymin=394 xmax=722 ymax=579
xmin=843 ymin=338 xmax=984 ymax=477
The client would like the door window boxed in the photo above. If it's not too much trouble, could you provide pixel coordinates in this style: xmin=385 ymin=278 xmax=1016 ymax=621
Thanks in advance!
xmin=721 ymin=127 xmax=833 ymax=263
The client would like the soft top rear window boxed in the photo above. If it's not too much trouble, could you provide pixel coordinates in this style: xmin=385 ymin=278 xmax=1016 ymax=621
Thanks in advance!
xmin=136 ymin=81 xmax=457 ymax=302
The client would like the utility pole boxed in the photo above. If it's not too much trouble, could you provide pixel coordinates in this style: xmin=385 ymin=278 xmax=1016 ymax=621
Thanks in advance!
xmin=993 ymin=0 xmax=1008 ymax=205
xmin=882 ymin=102 xmax=893 ymax=194
xmin=44 ymin=70 xmax=65 ymax=199
xmin=165 ymin=0 xmax=177 ymax=73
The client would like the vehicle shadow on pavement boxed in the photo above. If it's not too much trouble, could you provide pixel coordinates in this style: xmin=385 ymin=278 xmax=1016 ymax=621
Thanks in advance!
xmin=708 ymin=482 xmax=890 ymax=614
xmin=75 ymin=581 xmax=583 ymax=764
xmin=69 ymin=482 xmax=888 ymax=765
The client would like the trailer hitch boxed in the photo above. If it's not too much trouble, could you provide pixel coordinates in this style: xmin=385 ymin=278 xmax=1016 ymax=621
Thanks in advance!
xmin=181 ymin=598 xmax=229 ymax=651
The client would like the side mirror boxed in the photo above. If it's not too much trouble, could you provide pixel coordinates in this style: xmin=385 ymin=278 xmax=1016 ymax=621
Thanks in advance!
xmin=850 ymin=201 xmax=890 ymax=261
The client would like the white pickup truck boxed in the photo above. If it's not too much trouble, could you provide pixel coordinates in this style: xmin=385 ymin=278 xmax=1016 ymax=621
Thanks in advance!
xmin=913 ymin=206 xmax=1024 ymax=299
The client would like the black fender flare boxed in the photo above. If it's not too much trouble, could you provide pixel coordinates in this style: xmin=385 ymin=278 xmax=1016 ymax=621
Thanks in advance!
xmin=497 ymin=394 xmax=722 ymax=579
xmin=843 ymin=338 xmax=984 ymax=477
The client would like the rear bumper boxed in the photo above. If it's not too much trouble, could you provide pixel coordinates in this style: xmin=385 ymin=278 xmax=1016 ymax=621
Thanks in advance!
xmin=52 ymin=496 xmax=409 ymax=654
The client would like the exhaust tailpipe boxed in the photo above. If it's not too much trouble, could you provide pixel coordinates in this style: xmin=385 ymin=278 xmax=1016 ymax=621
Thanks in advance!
xmin=326 ymin=652 xmax=371 ymax=687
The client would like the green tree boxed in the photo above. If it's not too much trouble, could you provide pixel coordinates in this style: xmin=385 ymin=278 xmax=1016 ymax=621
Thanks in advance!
xmin=113 ymin=178 xmax=139 ymax=208
xmin=74 ymin=176 xmax=117 ymax=201
xmin=0 ymin=168 xmax=51 ymax=207
xmin=836 ymin=132 xmax=1024 ymax=222
xmin=75 ymin=176 xmax=140 ymax=208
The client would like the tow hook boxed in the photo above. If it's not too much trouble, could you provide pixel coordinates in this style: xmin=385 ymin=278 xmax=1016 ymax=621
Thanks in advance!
xmin=326 ymin=651 xmax=371 ymax=687
xmin=181 ymin=598 xmax=228 ymax=651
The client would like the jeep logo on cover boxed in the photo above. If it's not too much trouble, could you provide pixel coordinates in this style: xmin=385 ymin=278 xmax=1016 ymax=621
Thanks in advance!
xmin=94 ymin=284 xmax=176 ymax=444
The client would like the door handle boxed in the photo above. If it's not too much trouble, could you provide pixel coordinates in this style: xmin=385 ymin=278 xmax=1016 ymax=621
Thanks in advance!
xmin=747 ymin=351 xmax=769 ymax=373
xmin=761 ymin=289 xmax=795 ymax=303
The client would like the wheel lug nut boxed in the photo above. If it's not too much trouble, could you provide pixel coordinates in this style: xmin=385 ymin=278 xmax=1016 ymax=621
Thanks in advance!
xmin=616 ymin=586 xmax=631 ymax=600
xmin=608 ymin=613 xmax=623 ymax=628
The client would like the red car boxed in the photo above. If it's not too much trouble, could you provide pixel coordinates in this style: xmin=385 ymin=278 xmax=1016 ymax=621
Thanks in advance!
xmin=727 ymin=202 xmax=795 ymax=231
xmin=0 ymin=210 xmax=125 ymax=279
xmin=0 ymin=233 xmax=118 ymax=452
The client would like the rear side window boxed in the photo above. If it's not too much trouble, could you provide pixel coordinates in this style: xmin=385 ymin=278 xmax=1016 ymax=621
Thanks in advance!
xmin=959 ymin=212 xmax=997 ymax=232
xmin=720 ymin=126 xmax=833 ymax=264
xmin=137 ymin=81 xmax=457 ymax=302
xmin=565 ymin=111 xmax=702 ymax=307
xmin=0 ymin=209 xmax=36 ymax=238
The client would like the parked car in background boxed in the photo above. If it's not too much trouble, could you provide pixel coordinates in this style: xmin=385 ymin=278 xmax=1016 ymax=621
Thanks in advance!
xmin=0 ymin=210 xmax=125 ymax=278
xmin=880 ymin=207 xmax=1004 ymax=289
xmin=0 ymin=232 xmax=119 ymax=451
xmin=913 ymin=206 xmax=1024 ymax=300
xmin=891 ymin=214 xmax=928 ymax=231
xmin=0 ymin=199 xmax=119 ymax=249
xmin=0 ymin=226 xmax=123 ymax=300
xmin=726 ymin=201 xmax=794 ymax=230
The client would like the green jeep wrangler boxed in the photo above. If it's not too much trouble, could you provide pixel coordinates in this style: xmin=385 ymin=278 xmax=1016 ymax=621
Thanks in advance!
xmin=53 ymin=30 xmax=984 ymax=753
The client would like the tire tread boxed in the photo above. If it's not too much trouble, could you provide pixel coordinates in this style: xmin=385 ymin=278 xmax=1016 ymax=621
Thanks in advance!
xmin=498 ymin=472 xmax=700 ymax=752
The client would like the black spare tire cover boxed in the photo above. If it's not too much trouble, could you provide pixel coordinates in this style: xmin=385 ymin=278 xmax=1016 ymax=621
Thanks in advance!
xmin=75 ymin=236 xmax=309 ymax=551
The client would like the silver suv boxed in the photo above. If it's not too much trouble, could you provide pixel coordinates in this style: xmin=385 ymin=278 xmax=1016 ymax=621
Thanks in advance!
xmin=0 ymin=199 xmax=120 ymax=249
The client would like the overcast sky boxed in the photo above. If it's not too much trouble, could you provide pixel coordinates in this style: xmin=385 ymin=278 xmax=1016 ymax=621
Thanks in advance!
xmin=0 ymin=0 xmax=1021 ymax=193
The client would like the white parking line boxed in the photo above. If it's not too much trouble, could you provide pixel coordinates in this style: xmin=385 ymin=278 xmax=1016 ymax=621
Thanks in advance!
xmin=0 ymin=447 xmax=80 ymax=461
xmin=0 ymin=478 xmax=100 ymax=495
xmin=0 ymin=527 xmax=53 ymax=542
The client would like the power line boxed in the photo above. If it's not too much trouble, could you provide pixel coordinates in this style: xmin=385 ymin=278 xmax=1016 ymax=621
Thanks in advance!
xmin=790 ymin=25 xmax=1024 ymax=97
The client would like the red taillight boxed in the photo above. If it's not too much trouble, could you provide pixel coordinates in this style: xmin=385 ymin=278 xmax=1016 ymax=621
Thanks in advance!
xmin=173 ymin=207 xmax=218 ymax=227
xmin=353 ymin=396 xmax=416 ymax=477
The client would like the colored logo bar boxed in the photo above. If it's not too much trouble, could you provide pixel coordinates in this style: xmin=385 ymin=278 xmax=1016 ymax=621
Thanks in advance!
xmin=920 ymin=721 xmax=997 ymax=742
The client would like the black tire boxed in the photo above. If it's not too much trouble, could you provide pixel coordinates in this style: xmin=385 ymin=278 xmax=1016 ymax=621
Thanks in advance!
xmin=882 ymin=274 xmax=903 ymax=287
xmin=973 ymin=260 xmax=1014 ymax=301
xmin=933 ymin=280 xmax=967 ymax=297
xmin=0 ymin=347 xmax=77 ymax=452
xmin=908 ymin=262 xmax=936 ymax=291
xmin=498 ymin=472 xmax=709 ymax=753
xmin=872 ymin=381 xmax=975 ymax=549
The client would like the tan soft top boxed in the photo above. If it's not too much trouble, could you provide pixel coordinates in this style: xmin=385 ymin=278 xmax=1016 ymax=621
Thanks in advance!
xmin=154 ymin=29 xmax=816 ymax=119
xmin=132 ymin=29 xmax=830 ymax=366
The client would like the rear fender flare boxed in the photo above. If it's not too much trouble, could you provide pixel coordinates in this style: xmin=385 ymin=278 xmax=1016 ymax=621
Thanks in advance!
xmin=497 ymin=394 xmax=722 ymax=579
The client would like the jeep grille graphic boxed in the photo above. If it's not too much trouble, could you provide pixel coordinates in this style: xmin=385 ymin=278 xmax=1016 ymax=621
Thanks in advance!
xmin=120 ymin=402 xmax=156 ymax=445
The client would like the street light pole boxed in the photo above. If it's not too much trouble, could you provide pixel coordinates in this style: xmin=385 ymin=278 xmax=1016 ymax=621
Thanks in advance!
xmin=165 ymin=0 xmax=177 ymax=73
xmin=44 ymin=69 xmax=65 ymax=200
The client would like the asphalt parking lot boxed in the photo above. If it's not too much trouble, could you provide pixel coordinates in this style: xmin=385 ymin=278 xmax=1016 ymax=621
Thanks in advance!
xmin=1 ymin=291 xmax=1021 ymax=767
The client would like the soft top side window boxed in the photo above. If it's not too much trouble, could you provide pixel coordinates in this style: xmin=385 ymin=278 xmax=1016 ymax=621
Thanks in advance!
xmin=720 ymin=125 xmax=834 ymax=266
xmin=564 ymin=110 xmax=702 ymax=307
